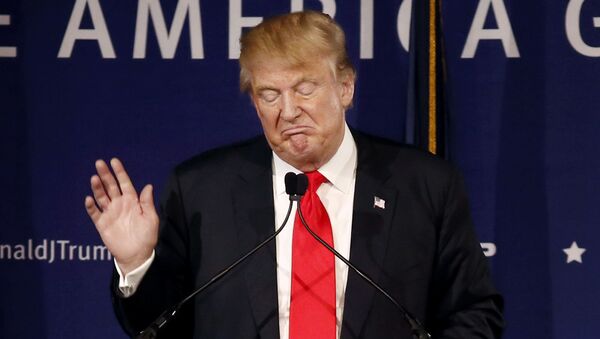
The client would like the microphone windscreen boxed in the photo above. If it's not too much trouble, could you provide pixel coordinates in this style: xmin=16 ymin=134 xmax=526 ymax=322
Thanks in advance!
xmin=296 ymin=174 xmax=308 ymax=196
xmin=285 ymin=172 xmax=298 ymax=196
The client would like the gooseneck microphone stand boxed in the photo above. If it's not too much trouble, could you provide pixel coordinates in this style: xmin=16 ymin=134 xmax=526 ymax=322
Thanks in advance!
xmin=133 ymin=172 xmax=429 ymax=338
xmin=135 ymin=173 xmax=305 ymax=338
xmin=295 ymin=173 xmax=431 ymax=339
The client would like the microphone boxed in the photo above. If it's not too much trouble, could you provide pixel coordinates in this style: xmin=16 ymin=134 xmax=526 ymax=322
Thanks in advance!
xmin=135 ymin=172 xmax=305 ymax=339
xmin=285 ymin=171 xmax=308 ymax=201
xmin=295 ymin=173 xmax=431 ymax=339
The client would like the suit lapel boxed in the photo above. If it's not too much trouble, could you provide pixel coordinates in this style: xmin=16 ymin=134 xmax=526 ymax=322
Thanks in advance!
xmin=341 ymin=133 xmax=398 ymax=339
xmin=232 ymin=138 xmax=280 ymax=339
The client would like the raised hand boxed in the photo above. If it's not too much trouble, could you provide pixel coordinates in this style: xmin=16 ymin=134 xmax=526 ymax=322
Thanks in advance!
xmin=84 ymin=158 xmax=159 ymax=275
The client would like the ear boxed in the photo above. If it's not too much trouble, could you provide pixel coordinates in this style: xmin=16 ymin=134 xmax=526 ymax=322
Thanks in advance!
xmin=339 ymin=73 xmax=355 ymax=109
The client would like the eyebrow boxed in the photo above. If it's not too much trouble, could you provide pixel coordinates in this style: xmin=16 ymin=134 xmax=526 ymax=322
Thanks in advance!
xmin=295 ymin=78 xmax=318 ymax=87
xmin=255 ymin=86 xmax=278 ymax=93
xmin=255 ymin=77 xmax=318 ymax=93
xmin=256 ymin=78 xmax=318 ymax=93
xmin=296 ymin=76 xmax=319 ymax=85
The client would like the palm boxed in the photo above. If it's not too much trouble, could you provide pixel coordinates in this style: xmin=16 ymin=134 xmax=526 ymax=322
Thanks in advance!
xmin=97 ymin=193 xmax=157 ymax=261
xmin=85 ymin=158 xmax=158 ymax=273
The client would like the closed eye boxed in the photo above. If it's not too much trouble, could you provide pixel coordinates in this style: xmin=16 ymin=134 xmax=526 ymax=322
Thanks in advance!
xmin=259 ymin=90 xmax=279 ymax=103
xmin=296 ymin=81 xmax=317 ymax=96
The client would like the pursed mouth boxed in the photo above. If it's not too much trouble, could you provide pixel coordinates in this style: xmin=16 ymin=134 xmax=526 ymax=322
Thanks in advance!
xmin=282 ymin=126 xmax=311 ymax=136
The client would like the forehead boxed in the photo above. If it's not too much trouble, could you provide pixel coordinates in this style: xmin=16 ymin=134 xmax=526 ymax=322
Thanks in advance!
xmin=249 ymin=57 xmax=335 ymax=90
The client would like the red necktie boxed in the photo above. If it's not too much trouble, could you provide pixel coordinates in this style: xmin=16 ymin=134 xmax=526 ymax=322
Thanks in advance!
xmin=289 ymin=171 xmax=336 ymax=339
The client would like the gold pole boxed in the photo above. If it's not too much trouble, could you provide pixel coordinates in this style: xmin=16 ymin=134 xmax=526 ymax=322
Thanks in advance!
xmin=428 ymin=0 xmax=437 ymax=154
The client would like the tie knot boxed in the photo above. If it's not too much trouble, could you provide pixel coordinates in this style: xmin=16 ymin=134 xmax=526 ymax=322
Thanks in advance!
xmin=305 ymin=171 xmax=327 ymax=192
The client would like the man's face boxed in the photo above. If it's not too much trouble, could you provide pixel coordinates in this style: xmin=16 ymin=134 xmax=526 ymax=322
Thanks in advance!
xmin=249 ymin=57 xmax=354 ymax=172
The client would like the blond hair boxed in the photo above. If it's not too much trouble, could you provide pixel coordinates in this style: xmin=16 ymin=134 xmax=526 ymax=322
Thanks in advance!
xmin=239 ymin=11 xmax=356 ymax=93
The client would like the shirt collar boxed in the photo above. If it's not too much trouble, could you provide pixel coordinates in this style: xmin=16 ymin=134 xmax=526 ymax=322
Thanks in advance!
xmin=273 ymin=123 xmax=357 ymax=195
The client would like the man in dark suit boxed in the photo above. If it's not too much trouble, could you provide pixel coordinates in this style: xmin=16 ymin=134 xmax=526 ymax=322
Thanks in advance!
xmin=85 ymin=11 xmax=503 ymax=339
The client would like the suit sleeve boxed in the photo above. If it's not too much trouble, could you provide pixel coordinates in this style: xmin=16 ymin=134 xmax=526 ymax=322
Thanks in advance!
xmin=427 ymin=168 xmax=504 ymax=338
xmin=110 ymin=171 xmax=194 ymax=338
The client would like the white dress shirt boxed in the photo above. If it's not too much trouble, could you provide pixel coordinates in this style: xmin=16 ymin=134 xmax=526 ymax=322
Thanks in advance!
xmin=117 ymin=123 xmax=358 ymax=339
xmin=272 ymin=124 xmax=357 ymax=339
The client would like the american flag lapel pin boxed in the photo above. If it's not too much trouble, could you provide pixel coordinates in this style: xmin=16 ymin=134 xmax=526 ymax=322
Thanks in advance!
xmin=373 ymin=196 xmax=385 ymax=209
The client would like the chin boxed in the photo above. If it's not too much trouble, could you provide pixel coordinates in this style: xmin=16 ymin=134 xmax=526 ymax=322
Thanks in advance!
xmin=290 ymin=141 xmax=320 ymax=158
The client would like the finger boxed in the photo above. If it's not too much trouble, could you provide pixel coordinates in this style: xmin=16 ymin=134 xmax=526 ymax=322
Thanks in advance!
xmin=84 ymin=195 xmax=102 ymax=226
xmin=139 ymin=184 xmax=156 ymax=216
xmin=96 ymin=159 xmax=121 ymax=199
xmin=90 ymin=175 xmax=110 ymax=211
xmin=110 ymin=158 xmax=137 ymax=197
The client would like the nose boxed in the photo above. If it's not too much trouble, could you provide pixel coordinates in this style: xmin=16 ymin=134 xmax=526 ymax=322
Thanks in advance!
xmin=280 ymin=92 xmax=301 ymax=122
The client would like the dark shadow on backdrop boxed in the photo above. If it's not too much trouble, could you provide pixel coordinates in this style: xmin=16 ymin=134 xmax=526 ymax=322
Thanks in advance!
xmin=0 ymin=3 xmax=47 ymax=337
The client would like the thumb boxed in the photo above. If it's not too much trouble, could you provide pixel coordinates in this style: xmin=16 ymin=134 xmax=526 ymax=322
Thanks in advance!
xmin=139 ymin=184 xmax=156 ymax=215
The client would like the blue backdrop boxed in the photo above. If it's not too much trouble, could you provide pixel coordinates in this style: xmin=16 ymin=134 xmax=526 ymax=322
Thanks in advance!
xmin=1 ymin=1 xmax=599 ymax=338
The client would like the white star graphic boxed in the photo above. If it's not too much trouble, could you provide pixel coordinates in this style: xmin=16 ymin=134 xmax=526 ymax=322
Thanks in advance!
xmin=563 ymin=241 xmax=586 ymax=264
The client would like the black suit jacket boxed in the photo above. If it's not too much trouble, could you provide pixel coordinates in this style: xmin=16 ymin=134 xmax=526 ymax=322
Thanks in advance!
xmin=112 ymin=131 xmax=503 ymax=338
